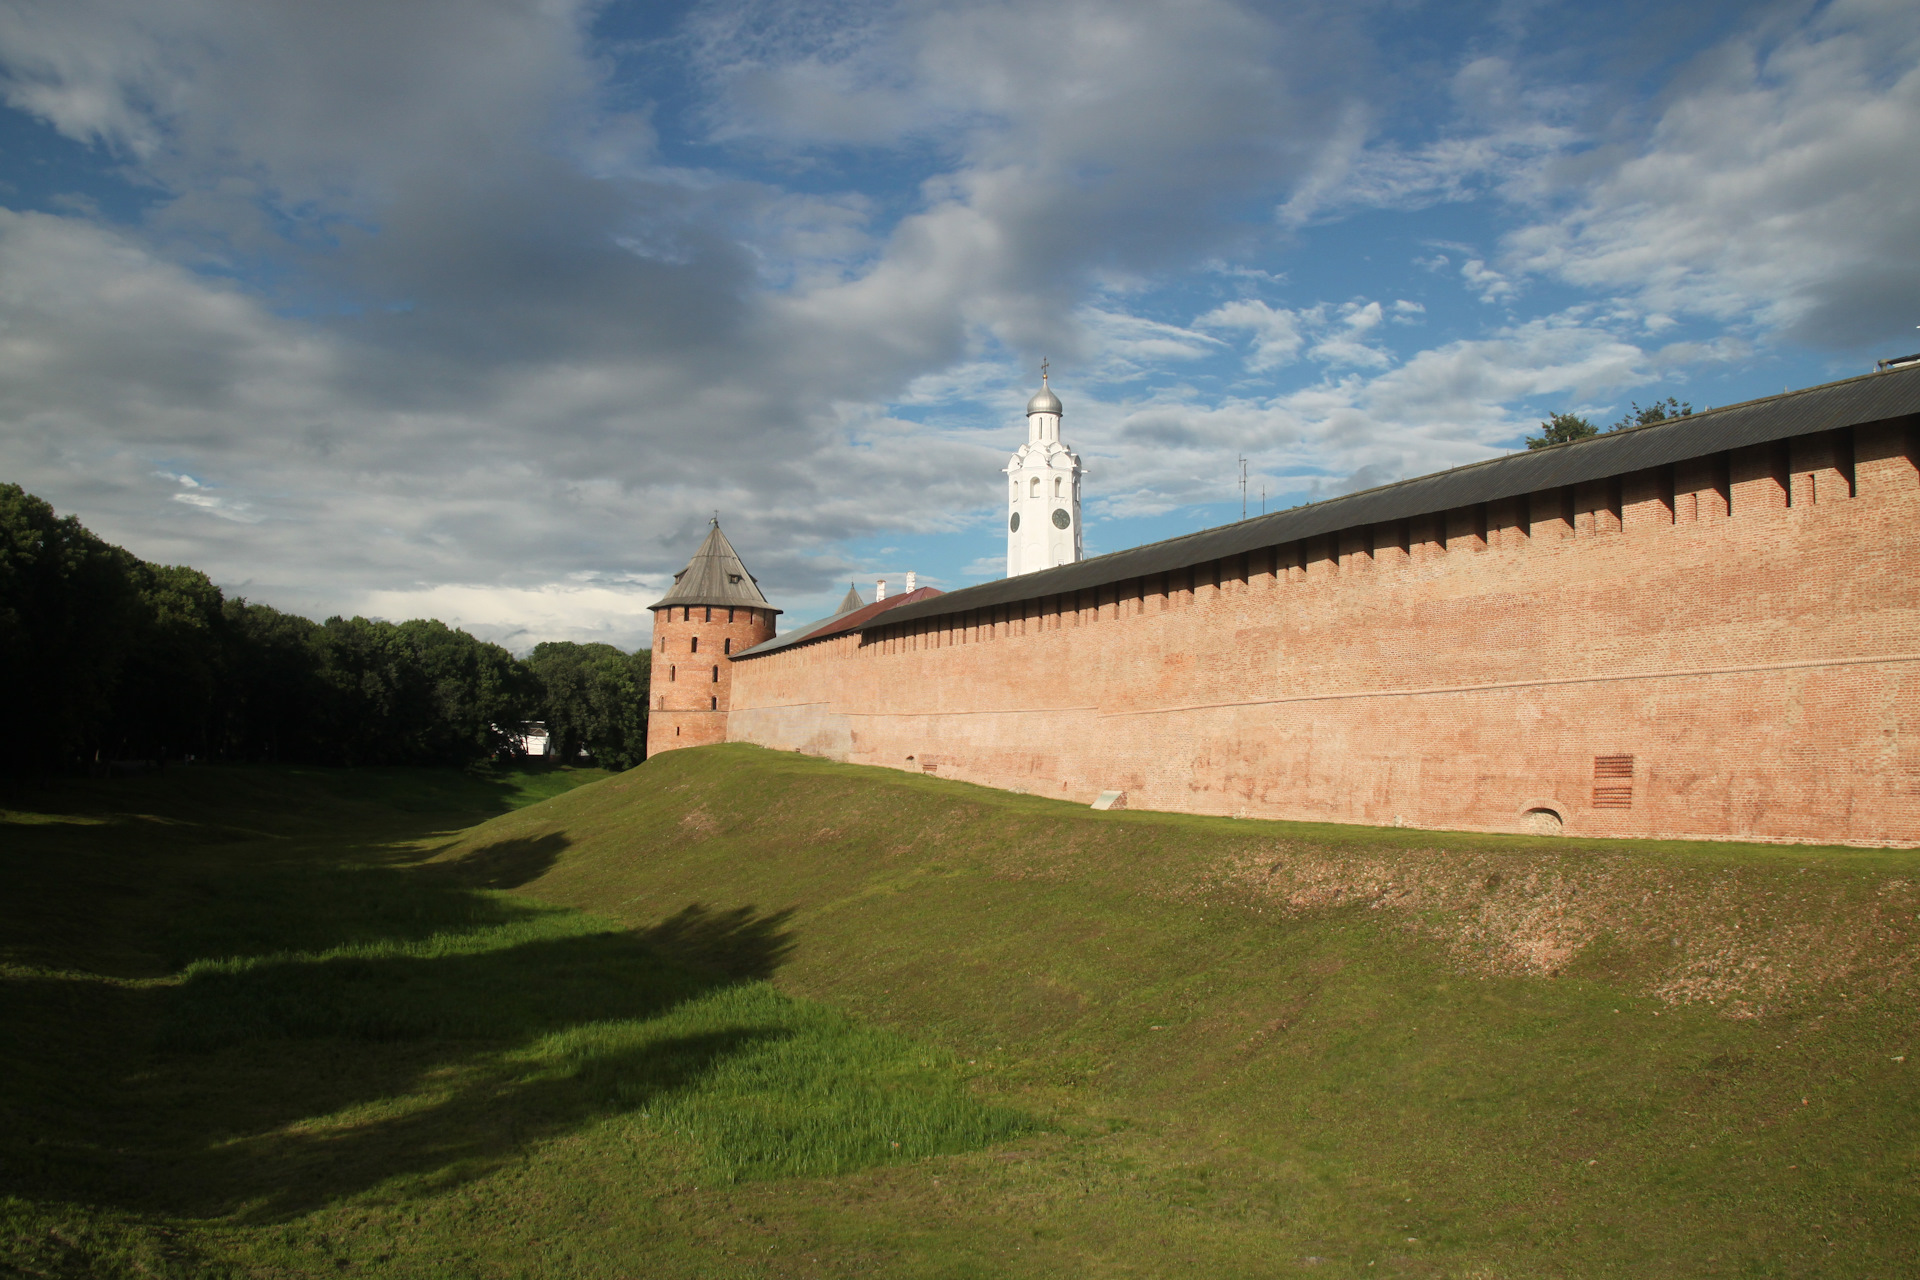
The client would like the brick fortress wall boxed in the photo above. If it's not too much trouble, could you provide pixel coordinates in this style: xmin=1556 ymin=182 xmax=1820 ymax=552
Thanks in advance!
xmin=648 ymin=603 xmax=776 ymax=756
xmin=727 ymin=416 xmax=1920 ymax=845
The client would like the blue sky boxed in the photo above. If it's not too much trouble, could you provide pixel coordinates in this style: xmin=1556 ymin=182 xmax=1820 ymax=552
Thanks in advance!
xmin=0 ymin=0 xmax=1914 ymax=649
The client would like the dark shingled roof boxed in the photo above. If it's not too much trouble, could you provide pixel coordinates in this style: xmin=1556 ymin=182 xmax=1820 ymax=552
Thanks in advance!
xmin=650 ymin=520 xmax=780 ymax=614
xmin=734 ymin=586 xmax=943 ymax=659
xmin=861 ymin=363 xmax=1920 ymax=633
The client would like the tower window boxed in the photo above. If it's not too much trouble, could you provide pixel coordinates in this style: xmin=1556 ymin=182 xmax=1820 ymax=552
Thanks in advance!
xmin=1055 ymin=476 xmax=1062 ymax=497
xmin=690 ymin=636 xmax=698 ymax=653
xmin=657 ymin=695 xmax=664 ymax=710
xmin=1030 ymin=476 xmax=1040 ymax=497
xmin=724 ymin=638 xmax=732 ymax=654
xmin=709 ymin=696 xmax=717 ymax=710
xmin=711 ymin=665 xmax=719 ymax=682
xmin=728 ymin=608 xmax=735 ymax=622
xmin=704 ymin=607 xmax=712 ymax=622
xmin=669 ymin=665 xmax=676 ymax=681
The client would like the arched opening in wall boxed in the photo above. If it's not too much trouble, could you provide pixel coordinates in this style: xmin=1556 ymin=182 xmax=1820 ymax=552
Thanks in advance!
xmin=709 ymin=696 xmax=717 ymax=710
xmin=1523 ymin=808 xmax=1564 ymax=836
xmin=675 ymin=725 xmax=681 ymax=737
xmin=657 ymin=695 xmax=664 ymax=710
xmin=724 ymin=638 xmax=732 ymax=654
xmin=669 ymin=665 xmax=676 ymax=681
xmin=711 ymin=665 xmax=719 ymax=682
xmin=1054 ymin=476 xmax=1062 ymax=497
xmin=690 ymin=636 xmax=699 ymax=653
xmin=704 ymin=607 xmax=713 ymax=621
xmin=1030 ymin=476 xmax=1040 ymax=497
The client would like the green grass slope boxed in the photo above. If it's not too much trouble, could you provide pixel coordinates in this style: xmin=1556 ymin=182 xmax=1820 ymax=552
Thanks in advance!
xmin=435 ymin=744 xmax=1919 ymax=1278
xmin=3 ymin=747 xmax=1916 ymax=1278
xmin=1 ymin=762 xmax=1023 ymax=1280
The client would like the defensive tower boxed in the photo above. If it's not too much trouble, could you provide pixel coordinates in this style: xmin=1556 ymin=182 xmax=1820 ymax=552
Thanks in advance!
xmin=1006 ymin=363 xmax=1084 ymax=575
xmin=647 ymin=519 xmax=778 ymax=756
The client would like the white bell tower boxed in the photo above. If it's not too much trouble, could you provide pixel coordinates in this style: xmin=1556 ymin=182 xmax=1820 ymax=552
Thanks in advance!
xmin=1005 ymin=362 xmax=1084 ymax=576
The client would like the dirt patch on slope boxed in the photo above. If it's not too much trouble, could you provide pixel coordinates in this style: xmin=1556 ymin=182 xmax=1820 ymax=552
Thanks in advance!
xmin=1228 ymin=846 xmax=1919 ymax=1017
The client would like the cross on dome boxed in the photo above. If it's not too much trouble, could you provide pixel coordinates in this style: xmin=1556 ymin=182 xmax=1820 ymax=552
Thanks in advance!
xmin=1026 ymin=361 xmax=1063 ymax=417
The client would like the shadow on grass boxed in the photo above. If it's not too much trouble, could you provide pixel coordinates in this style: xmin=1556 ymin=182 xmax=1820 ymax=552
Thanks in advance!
xmin=0 ymin=766 xmax=815 ymax=1226
xmin=7 ymin=905 xmax=800 ymax=1223
xmin=638 ymin=902 xmax=798 ymax=981
xmin=433 ymin=830 xmax=573 ymax=889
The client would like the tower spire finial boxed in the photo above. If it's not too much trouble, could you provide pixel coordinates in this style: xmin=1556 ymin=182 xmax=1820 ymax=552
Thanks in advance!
xmin=1041 ymin=356 xmax=1049 ymax=385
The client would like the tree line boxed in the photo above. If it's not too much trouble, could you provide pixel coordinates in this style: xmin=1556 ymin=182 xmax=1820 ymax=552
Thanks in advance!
xmin=1 ymin=484 xmax=649 ymax=774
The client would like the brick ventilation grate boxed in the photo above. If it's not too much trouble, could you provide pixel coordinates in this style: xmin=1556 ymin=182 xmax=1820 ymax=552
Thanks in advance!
xmin=1592 ymin=755 xmax=1635 ymax=778
xmin=1592 ymin=754 xmax=1635 ymax=807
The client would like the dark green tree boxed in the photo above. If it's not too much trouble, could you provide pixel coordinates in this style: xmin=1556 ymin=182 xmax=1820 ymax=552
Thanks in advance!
xmin=1 ymin=484 xmax=552 ymax=772
xmin=0 ymin=484 xmax=141 ymax=771
xmin=219 ymin=599 xmax=324 ymax=762
xmin=527 ymin=641 xmax=651 ymax=769
xmin=1525 ymin=412 xmax=1598 ymax=450
xmin=107 ymin=561 xmax=229 ymax=761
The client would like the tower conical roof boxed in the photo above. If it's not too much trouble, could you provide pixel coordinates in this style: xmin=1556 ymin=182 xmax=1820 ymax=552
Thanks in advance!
xmin=835 ymin=583 xmax=866 ymax=614
xmin=650 ymin=520 xmax=780 ymax=614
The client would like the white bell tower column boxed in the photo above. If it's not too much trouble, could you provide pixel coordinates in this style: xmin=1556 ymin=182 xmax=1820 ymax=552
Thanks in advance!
xmin=1005 ymin=362 xmax=1084 ymax=576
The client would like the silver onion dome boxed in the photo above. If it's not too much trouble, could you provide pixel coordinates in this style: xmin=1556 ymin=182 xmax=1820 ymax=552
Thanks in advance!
xmin=1026 ymin=381 xmax=1063 ymax=416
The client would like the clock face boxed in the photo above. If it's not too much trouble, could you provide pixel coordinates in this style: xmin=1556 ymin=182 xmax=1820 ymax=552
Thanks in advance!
xmin=1009 ymin=512 xmax=1020 ymax=532
xmin=1051 ymin=507 xmax=1071 ymax=529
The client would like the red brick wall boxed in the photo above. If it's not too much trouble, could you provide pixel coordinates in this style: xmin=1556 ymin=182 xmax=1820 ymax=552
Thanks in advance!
xmin=727 ymin=417 xmax=1920 ymax=845
xmin=647 ymin=604 xmax=776 ymax=757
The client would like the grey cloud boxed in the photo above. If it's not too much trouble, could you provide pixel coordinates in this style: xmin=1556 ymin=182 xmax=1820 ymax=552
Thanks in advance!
xmin=5 ymin=0 xmax=1878 ymax=656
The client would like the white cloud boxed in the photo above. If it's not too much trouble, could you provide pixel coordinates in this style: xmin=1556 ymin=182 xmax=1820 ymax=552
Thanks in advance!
xmin=1094 ymin=307 xmax=1716 ymax=515
xmin=1460 ymin=258 xmax=1515 ymax=303
xmin=1200 ymin=297 xmax=1391 ymax=372
xmin=1503 ymin=0 xmax=1920 ymax=346
xmin=0 ymin=0 xmax=1905 ymax=652
xmin=355 ymin=582 xmax=662 ymax=654
xmin=1196 ymin=299 xmax=1305 ymax=371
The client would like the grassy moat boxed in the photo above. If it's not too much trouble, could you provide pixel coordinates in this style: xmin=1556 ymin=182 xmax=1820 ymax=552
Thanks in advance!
xmin=2 ymin=747 xmax=1914 ymax=1277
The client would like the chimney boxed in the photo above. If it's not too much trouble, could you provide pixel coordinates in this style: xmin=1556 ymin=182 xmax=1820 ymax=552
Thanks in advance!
xmin=905 ymin=571 xmax=917 ymax=593
xmin=875 ymin=578 xmax=887 ymax=601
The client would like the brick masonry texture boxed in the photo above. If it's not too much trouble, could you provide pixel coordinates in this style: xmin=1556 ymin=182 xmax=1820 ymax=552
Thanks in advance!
xmin=647 ymin=604 xmax=776 ymax=757
xmin=724 ymin=416 xmax=1920 ymax=845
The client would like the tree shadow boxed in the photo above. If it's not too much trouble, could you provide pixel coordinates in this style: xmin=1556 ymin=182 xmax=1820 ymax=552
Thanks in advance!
xmin=636 ymin=902 xmax=798 ymax=981
xmin=432 ymin=831 xmax=572 ymax=890
xmin=4 ymin=906 xmax=802 ymax=1224
xmin=2 ymin=764 xmax=831 ymax=1227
